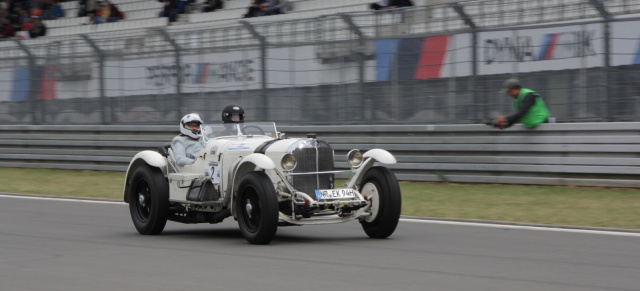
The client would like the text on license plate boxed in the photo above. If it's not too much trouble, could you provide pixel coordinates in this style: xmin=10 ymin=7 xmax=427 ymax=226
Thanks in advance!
xmin=315 ymin=189 xmax=356 ymax=200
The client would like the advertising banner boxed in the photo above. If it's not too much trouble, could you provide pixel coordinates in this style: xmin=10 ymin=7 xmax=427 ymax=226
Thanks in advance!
xmin=374 ymin=34 xmax=472 ymax=81
xmin=611 ymin=20 xmax=640 ymax=66
xmin=478 ymin=23 xmax=603 ymax=75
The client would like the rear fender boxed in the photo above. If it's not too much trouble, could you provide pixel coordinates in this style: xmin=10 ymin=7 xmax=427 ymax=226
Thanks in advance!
xmin=123 ymin=151 xmax=168 ymax=203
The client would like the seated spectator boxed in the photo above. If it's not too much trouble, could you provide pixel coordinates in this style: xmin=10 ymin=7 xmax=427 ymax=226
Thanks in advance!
xmin=0 ymin=16 xmax=15 ymax=38
xmin=96 ymin=0 xmax=123 ymax=23
xmin=158 ymin=0 xmax=178 ymax=22
xmin=243 ymin=0 xmax=265 ymax=18
xmin=388 ymin=0 xmax=413 ymax=9
xmin=201 ymin=0 xmax=222 ymax=13
xmin=84 ymin=11 xmax=102 ymax=24
xmin=370 ymin=0 xmax=388 ymax=10
xmin=49 ymin=0 xmax=64 ymax=19
xmin=78 ymin=0 xmax=99 ymax=17
xmin=371 ymin=0 xmax=413 ymax=10
xmin=264 ymin=0 xmax=286 ymax=15
xmin=28 ymin=15 xmax=45 ymax=38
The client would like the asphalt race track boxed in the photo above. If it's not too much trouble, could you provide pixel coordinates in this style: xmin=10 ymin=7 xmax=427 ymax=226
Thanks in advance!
xmin=1 ymin=195 xmax=639 ymax=291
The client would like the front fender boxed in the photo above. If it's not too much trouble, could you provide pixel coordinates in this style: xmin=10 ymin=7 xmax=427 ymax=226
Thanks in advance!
xmin=239 ymin=153 xmax=276 ymax=170
xmin=363 ymin=149 xmax=396 ymax=164
xmin=343 ymin=149 xmax=396 ymax=189
xmin=123 ymin=151 xmax=168 ymax=203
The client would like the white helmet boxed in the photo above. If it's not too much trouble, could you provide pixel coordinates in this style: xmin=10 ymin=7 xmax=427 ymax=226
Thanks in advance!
xmin=180 ymin=113 xmax=203 ymax=139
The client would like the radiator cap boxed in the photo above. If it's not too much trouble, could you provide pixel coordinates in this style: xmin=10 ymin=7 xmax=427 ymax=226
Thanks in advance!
xmin=307 ymin=133 xmax=317 ymax=139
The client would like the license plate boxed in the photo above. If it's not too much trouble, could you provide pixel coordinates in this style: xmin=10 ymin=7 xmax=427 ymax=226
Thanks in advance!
xmin=315 ymin=188 xmax=356 ymax=200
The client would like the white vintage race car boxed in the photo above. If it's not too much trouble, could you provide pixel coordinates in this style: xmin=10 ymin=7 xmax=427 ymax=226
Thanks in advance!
xmin=123 ymin=122 xmax=401 ymax=244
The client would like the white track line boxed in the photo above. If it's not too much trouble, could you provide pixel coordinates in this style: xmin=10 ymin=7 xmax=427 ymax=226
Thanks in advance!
xmin=2 ymin=194 xmax=639 ymax=237
xmin=401 ymin=218 xmax=640 ymax=237
xmin=0 ymin=194 xmax=125 ymax=205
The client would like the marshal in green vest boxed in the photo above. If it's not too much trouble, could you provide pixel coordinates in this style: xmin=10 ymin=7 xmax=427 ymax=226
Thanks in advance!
xmin=513 ymin=88 xmax=550 ymax=128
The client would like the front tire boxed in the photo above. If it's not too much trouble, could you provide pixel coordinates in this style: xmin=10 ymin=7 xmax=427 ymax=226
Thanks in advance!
xmin=129 ymin=165 xmax=169 ymax=235
xmin=236 ymin=171 xmax=279 ymax=244
xmin=359 ymin=166 xmax=402 ymax=239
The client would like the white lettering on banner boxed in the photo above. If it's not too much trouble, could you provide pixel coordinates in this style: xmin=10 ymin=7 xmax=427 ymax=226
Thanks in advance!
xmin=146 ymin=64 xmax=191 ymax=87
xmin=484 ymin=36 xmax=535 ymax=64
xmin=145 ymin=60 xmax=255 ymax=87
xmin=553 ymin=31 xmax=596 ymax=59
xmin=483 ymin=30 xmax=597 ymax=64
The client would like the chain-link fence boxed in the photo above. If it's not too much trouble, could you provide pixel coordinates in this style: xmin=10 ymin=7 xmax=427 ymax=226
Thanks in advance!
xmin=1 ymin=0 xmax=640 ymax=125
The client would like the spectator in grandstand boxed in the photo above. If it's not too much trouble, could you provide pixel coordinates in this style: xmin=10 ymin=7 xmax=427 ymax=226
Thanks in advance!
xmin=158 ymin=0 xmax=178 ymax=22
xmin=371 ymin=0 xmax=413 ymax=10
xmin=28 ymin=15 xmax=45 ymax=37
xmin=0 ymin=0 xmax=8 ymax=11
xmin=264 ymin=0 xmax=286 ymax=15
xmin=388 ymin=0 xmax=413 ymax=9
xmin=370 ymin=0 xmax=388 ymax=10
xmin=78 ymin=0 xmax=99 ymax=17
xmin=15 ymin=8 xmax=28 ymax=26
xmin=0 ymin=16 xmax=15 ymax=38
xmin=243 ymin=0 xmax=265 ymax=18
xmin=491 ymin=79 xmax=551 ymax=129
xmin=49 ymin=0 xmax=64 ymax=19
xmin=201 ymin=0 xmax=223 ymax=13
xmin=96 ymin=0 xmax=123 ymax=23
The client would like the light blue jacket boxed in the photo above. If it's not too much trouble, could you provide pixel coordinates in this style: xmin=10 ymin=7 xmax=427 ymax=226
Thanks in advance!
xmin=171 ymin=135 xmax=203 ymax=166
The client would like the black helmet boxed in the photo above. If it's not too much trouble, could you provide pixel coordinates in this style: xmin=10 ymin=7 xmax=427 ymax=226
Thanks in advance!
xmin=221 ymin=104 xmax=245 ymax=124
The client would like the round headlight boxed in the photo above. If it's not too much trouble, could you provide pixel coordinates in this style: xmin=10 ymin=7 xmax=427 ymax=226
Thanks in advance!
xmin=281 ymin=153 xmax=297 ymax=171
xmin=347 ymin=149 xmax=363 ymax=167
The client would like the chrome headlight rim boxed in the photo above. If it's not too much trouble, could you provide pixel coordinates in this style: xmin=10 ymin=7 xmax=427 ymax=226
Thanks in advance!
xmin=347 ymin=149 xmax=363 ymax=168
xmin=280 ymin=153 xmax=297 ymax=171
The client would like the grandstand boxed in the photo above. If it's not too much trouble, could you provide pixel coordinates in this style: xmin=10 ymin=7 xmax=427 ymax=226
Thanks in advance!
xmin=37 ymin=0 xmax=640 ymax=37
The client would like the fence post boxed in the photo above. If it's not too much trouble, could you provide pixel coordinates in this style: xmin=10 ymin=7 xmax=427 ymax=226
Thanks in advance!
xmin=587 ymin=0 xmax=612 ymax=120
xmin=240 ymin=21 xmax=268 ymax=121
xmin=155 ymin=28 xmax=184 ymax=115
xmin=341 ymin=14 xmax=367 ymax=122
xmin=80 ymin=35 xmax=110 ymax=124
xmin=450 ymin=3 xmax=479 ymax=121
xmin=11 ymin=39 xmax=40 ymax=124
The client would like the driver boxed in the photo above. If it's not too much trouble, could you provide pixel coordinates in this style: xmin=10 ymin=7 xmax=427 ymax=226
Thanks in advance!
xmin=219 ymin=104 xmax=245 ymax=136
xmin=172 ymin=113 xmax=204 ymax=166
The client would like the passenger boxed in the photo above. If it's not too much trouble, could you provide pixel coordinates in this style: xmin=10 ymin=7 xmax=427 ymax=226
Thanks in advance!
xmin=172 ymin=113 xmax=204 ymax=166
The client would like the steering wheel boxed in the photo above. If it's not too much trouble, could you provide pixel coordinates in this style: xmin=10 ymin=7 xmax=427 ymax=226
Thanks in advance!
xmin=242 ymin=125 xmax=265 ymax=136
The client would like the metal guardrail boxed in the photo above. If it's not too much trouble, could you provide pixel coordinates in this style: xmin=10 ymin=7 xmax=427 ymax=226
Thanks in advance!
xmin=0 ymin=122 xmax=638 ymax=188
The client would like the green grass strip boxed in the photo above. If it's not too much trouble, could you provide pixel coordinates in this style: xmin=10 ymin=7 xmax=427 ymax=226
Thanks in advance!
xmin=1 ymin=168 xmax=639 ymax=229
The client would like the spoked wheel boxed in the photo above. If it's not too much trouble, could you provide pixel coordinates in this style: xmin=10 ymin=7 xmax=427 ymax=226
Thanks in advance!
xmin=236 ymin=172 xmax=279 ymax=244
xmin=359 ymin=166 xmax=402 ymax=239
xmin=129 ymin=165 xmax=169 ymax=235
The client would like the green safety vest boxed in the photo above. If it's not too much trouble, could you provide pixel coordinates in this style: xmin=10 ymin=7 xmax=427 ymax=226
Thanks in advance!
xmin=513 ymin=88 xmax=550 ymax=128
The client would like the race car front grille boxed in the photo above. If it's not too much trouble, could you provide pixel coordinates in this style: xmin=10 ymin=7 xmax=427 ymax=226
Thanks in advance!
xmin=291 ymin=139 xmax=334 ymax=199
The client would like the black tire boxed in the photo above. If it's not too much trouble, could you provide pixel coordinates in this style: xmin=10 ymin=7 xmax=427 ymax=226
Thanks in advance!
xmin=129 ymin=165 xmax=169 ymax=235
xmin=236 ymin=171 xmax=279 ymax=244
xmin=359 ymin=166 xmax=402 ymax=239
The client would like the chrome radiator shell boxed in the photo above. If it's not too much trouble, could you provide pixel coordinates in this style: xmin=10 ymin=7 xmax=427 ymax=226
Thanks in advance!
xmin=290 ymin=139 xmax=334 ymax=199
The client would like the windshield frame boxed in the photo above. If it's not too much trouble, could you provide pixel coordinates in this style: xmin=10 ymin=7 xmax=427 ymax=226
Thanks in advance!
xmin=201 ymin=122 xmax=279 ymax=142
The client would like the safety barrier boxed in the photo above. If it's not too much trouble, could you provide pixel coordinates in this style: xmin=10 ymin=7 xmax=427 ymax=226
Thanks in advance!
xmin=0 ymin=122 xmax=638 ymax=187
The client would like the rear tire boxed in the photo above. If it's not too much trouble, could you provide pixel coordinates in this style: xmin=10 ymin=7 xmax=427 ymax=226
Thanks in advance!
xmin=359 ymin=166 xmax=402 ymax=239
xmin=129 ymin=165 xmax=169 ymax=235
xmin=236 ymin=171 xmax=279 ymax=244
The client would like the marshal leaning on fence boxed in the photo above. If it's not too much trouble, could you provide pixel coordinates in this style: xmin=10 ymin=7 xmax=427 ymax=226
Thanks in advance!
xmin=491 ymin=79 xmax=551 ymax=130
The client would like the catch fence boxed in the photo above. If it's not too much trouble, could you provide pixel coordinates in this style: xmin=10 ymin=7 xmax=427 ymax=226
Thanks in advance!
xmin=1 ymin=0 xmax=639 ymax=125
